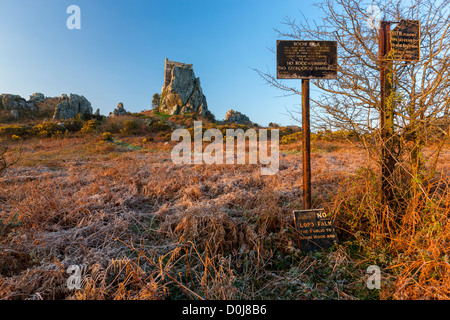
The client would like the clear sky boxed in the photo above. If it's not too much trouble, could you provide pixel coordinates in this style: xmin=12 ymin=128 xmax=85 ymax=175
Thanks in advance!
xmin=0 ymin=0 xmax=321 ymax=126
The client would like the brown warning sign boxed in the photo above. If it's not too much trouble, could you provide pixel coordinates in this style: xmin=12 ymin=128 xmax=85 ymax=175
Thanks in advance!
xmin=293 ymin=209 xmax=338 ymax=252
xmin=388 ymin=19 xmax=420 ymax=61
xmin=277 ymin=40 xmax=338 ymax=79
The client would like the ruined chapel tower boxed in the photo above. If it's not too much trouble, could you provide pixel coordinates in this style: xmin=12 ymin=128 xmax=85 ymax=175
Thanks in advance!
xmin=160 ymin=58 xmax=212 ymax=119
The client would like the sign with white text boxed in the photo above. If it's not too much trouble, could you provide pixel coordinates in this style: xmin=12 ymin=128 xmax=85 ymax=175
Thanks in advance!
xmin=277 ymin=40 xmax=338 ymax=79
xmin=388 ymin=19 xmax=420 ymax=61
xmin=293 ymin=209 xmax=338 ymax=252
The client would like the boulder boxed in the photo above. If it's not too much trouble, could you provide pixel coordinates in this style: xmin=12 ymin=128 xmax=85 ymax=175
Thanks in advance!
xmin=224 ymin=109 xmax=252 ymax=125
xmin=159 ymin=58 xmax=213 ymax=119
xmin=110 ymin=102 xmax=128 ymax=117
xmin=9 ymin=110 xmax=19 ymax=119
xmin=29 ymin=93 xmax=45 ymax=103
xmin=53 ymin=94 xmax=93 ymax=120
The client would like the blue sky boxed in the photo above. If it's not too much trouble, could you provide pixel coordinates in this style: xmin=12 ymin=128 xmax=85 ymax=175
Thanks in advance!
xmin=0 ymin=0 xmax=320 ymax=126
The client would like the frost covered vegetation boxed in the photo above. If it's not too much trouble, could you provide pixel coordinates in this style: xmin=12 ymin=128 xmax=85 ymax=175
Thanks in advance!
xmin=0 ymin=112 xmax=449 ymax=300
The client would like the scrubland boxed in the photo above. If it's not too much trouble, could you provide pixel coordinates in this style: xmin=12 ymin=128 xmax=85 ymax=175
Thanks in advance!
xmin=0 ymin=114 xmax=448 ymax=300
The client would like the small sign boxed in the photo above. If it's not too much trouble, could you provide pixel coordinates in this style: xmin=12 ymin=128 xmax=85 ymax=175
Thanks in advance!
xmin=277 ymin=40 xmax=338 ymax=79
xmin=388 ymin=19 xmax=420 ymax=61
xmin=293 ymin=209 xmax=338 ymax=252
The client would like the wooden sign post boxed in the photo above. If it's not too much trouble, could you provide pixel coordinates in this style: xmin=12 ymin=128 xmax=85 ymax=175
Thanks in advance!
xmin=277 ymin=40 xmax=337 ymax=210
xmin=379 ymin=21 xmax=396 ymax=205
xmin=301 ymin=79 xmax=311 ymax=210
xmin=379 ymin=20 xmax=420 ymax=206
xmin=277 ymin=40 xmax=338 ymax=251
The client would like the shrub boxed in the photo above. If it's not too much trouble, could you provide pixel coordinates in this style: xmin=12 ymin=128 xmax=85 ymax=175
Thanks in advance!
xmin=121 ymin=120 xmax=140 ymax=135
xmin=0 ymin=145 xmax=20 ymax=177
xmin=142 ymin=137 xmax=153 ymax=144
xmin=63 ymin=119 xmax=84 ymax=133
xmin=152 ymin=93 xmax=161 ymax=109
xmin=312 ymin=130 xmax=359 ymax=141
xmin=100 ymin=116 xmax=148 ymax=135
xmin=11 ymin=135 xmax=22 ymax=141
xmin=279 ymin=126 xmax=295 ymax=137
xmin=280 ymin=132 xmax=302 ymax=144
xmin=0 ymin=125 xmax=29 ymax=139
xmin=102 ymin=132 xmax=113 ymax=141
xmin=81 ymin=120 xmax=98 ymax=134
xmin=167 ymin=114 xmax=194 ymax=128
xmin=148 ymin=120 xmax=172 ymax=132
xmin=32 ymin=122 xmax=63 ymax=138
xmin=100 ymin=118 xmax=123 ymax=134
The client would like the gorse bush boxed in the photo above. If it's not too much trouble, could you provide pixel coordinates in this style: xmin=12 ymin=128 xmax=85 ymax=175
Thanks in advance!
xmin=102 ymin=132 xmax=113 ymax=141
xmin=32 ymin=122 xmax=65 ymax=138
xmin=279 ymin=129 xmax=360 ymax=145
xmin=280 ymin=132 xmax=302 ymax=145
xmin=313 ymin=130 xmax=359 ymax=141
xmin=0 ymin=118 xmax=89 ymax=139
xmin=81 ymin=120 xmax=98 ymax=134
xmin=11 ymin=135 xmax=21 ymax=141
xmin=0 ymin=125 xmax=29 ymax=139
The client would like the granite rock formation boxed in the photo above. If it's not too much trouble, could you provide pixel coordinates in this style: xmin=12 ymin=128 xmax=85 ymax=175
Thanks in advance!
xmin=109 ymin=102 xmax=128 ymax=117
xmin=0 ymin=93 xmax=93 ymax=120
xmin=29 ymin=93 xmax=46 ymax=103
xmin=1 ymin=94 xmax=36 ymax=112
xmin=53 ymin=94 xmax=93 ymax=120
xmin=0 ymin=94 xmax=38 ymax=118
xmin=224 ymin=109 xmax=252 ymax=125
xmin=159 ymin=58 xmax=213 ymax=119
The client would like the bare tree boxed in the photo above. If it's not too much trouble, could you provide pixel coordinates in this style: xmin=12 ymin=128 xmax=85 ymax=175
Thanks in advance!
xmin=0 ymin=144 xmax=20 ymax=177
xmin=257 ymin=0 xmax=450 ymax=217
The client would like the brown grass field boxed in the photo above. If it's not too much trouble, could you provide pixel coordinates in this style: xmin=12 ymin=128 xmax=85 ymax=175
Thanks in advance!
xmin=0 ymin=131 xmax=449 ymax=300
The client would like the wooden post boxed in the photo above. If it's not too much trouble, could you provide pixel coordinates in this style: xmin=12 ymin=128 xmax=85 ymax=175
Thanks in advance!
xmin=302 ymin=79 xmax=312 ymax=210
xmin=380 ymin=21 xmax=396 ymax=206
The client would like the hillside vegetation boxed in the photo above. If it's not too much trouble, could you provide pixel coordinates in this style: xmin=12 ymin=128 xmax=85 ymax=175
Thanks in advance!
xmin=0 ymin=112 xmax=448 ymax=300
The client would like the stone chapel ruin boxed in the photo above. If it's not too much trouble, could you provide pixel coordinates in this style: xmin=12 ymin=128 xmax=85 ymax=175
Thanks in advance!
xmin=159 ymin=58 xmax=213 ymax=119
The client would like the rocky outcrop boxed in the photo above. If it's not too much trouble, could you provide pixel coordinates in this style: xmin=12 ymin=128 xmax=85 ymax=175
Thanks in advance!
xmin=0 ymin=92 xmax=93 ymax=120
xmin=53 ymin=94 xmax=93 ymax=120
xmin=109 ymin=102 xmax=128 ymax=117
xmin=159 ymin=58 xmax=213 ymax=119
xmin=1 ymin=94 xmax=36 ymax=113
xmin=224 ymin=109 xmax=252 ymax=125
xmin=29 ymin=93 xmax=46 ymax=103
